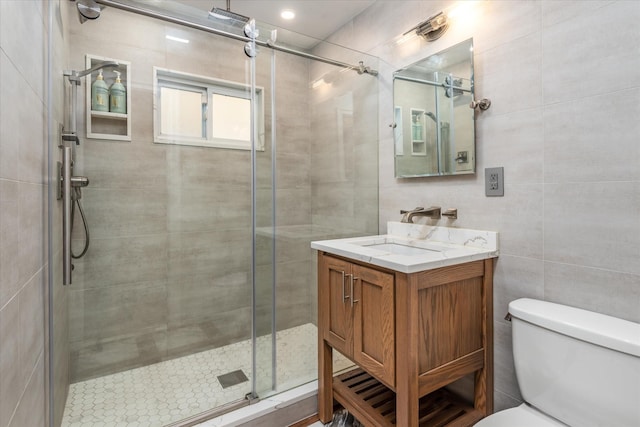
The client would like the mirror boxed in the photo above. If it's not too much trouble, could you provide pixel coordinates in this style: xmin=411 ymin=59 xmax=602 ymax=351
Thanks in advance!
xmin=393 ymin=38 xmax=475 ymax=178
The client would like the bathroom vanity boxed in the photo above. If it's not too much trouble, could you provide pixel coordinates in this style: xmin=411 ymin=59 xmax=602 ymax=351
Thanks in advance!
xmin=312 ymin=222 xmax=498 ymax=426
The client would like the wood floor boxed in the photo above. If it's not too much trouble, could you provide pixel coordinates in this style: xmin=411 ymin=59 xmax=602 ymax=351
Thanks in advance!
xmin=288 ymin=414 xmax=321 ymax=426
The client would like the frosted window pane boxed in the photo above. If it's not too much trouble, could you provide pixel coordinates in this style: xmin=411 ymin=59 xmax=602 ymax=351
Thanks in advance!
xmin=211 ymin=94 xmax=250 ymax=141
xmin=160 ymin=87 xmax=202 ymax=138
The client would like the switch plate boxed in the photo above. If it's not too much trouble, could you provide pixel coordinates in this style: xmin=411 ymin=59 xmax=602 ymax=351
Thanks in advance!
xmin=485 ymin=167 xmax=504 ymax=196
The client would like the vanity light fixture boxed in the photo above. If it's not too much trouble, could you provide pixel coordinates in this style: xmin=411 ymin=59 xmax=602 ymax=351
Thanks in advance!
xmin=404 ymin=11 xmax=449 ymax=42
xmin=399 ymin=1 xmax=480 ymax=44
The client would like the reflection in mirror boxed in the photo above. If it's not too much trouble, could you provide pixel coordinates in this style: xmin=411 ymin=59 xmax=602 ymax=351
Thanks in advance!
xmin=393 ymin=38 xmax=475 ymax=178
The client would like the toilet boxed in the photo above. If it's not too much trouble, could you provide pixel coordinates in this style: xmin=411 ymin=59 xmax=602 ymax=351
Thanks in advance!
xmin=475 ymin=298 xmax=640 ymax=427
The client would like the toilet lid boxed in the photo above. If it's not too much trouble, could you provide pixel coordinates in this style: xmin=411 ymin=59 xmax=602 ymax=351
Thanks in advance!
xmin=474 ymin=404 xmax=567 ymax=427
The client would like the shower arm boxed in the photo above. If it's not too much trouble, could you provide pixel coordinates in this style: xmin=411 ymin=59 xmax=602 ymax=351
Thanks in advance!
xmin=63 ymin=61 xmax=118 ymax=136
xmin=65 ymin=61 xmax=119 ymax=84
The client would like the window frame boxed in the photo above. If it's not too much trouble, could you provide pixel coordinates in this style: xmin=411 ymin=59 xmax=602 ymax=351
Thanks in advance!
xmin=153 ymin=67 xmax=265 ymax=151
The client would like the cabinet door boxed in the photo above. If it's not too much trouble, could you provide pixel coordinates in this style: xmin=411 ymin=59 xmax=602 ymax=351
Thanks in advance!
xmin=321 ymin=256 xmax=353 ymax=358
xmin=352 ymin=264 xmax=395 ymax=387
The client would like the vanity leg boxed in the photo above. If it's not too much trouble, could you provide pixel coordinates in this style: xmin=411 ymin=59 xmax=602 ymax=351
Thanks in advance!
xmin=318 ymin=339 xmax=334 ymax=423
xmin=395 ymin=274 xmax=419 ymax=426
xmin=475 ymin=258 xmax=494 ymax=416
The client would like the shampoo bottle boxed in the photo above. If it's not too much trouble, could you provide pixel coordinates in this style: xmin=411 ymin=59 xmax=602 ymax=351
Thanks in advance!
xmin=91 ymin=69 xmax=109 ymax=112
xmin=109 ymin=70 xmax=126 ymax=114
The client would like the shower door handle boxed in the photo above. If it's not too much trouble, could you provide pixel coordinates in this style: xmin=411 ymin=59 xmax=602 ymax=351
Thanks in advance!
xmin=62 ymin=146 xmax=72 ymax=285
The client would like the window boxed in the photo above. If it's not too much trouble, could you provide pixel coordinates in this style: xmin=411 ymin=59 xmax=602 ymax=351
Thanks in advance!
xmin=153 ymin=67 xmax=264 ymax=150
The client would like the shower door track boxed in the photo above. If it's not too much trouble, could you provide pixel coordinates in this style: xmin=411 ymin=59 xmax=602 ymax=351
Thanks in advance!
xmin=164 ymin=397 xmax=251 ymax=427
xmin=95 ymin=0 xmax=378 ymax=74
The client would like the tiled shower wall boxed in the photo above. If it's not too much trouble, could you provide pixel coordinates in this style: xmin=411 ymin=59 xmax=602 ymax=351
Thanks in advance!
xmin=307 ymin=51 xmax=380 ymax=325
xmin=64 ymin=5 xmax=315 ymax=382
xmin=325 ymin=0 xmax=639 ymax=411
xmin=0 ymin=1 xmax=50 ymax=427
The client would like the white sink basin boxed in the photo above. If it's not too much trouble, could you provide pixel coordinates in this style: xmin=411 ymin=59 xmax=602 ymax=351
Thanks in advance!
xmin=311 ymin=222 xmax=499 ymax=273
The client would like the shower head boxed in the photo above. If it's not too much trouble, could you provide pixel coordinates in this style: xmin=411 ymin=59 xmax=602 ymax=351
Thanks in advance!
xmin=209 ymin=8 xmax=249 ymax=23
xmin=208 ymin=0 xmax=249 ymax=25
xmin=76 ymin=0 xmax=101 ymax=24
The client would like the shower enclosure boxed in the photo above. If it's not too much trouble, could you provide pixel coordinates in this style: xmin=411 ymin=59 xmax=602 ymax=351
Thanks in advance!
xmin=48 ymin=1 xmax=378 ymax=426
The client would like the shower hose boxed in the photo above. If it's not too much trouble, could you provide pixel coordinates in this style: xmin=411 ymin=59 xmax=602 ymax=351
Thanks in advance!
xmin=71 ymin=187 xmax=90 ymax=259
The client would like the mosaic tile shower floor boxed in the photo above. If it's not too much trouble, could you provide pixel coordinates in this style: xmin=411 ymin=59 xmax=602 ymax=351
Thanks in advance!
xmin=62 ymin=323 xmax=352 ymax=427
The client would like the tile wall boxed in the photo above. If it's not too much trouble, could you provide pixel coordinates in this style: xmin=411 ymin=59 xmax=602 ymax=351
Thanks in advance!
xmin=0 ymin=1 xmax=50 ymax=427
xmin=324 ymin=0 xmax=639 ymax=410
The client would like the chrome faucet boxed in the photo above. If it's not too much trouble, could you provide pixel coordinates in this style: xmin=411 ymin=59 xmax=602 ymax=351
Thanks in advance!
xmin=400 ymin=206 xmax=441 ymax=223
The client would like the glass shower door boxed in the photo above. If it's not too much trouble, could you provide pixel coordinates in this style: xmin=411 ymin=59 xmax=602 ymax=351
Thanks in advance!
xmin=51 ymin=2 xmax=269 ymax=425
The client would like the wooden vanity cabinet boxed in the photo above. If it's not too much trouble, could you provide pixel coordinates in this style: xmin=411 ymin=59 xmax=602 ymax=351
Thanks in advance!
xmin=321 ymin=256 xmax=395 ymax=388
xmin=318 ymin=252 xmax=494 ymax=427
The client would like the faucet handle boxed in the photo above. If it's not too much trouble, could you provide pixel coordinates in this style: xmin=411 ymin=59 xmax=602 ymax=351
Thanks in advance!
xmin=442 ymin=208 xmax=457 ymax=219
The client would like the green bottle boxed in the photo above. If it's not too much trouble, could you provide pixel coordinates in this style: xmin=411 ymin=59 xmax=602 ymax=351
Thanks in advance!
xmin=109 ymin=70 xmax=126 ymax=114
xmin=91 ymin=69 xmax=109 ymax=112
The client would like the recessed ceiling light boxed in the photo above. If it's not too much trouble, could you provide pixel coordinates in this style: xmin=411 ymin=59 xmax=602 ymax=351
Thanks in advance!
xmin=280 ymin=9 xmax=295 ymax=20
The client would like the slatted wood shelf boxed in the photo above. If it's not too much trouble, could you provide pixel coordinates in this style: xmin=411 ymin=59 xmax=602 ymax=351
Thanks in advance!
xmin=333 ymin=369 xmax=483 ymax=427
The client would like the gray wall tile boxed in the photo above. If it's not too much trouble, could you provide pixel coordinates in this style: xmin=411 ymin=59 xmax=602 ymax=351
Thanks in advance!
xmin=19 ymin=270 xmax=45 ymax=388
xmin=541 ymin=1 xmax=640 ymax=104
xmin=493 ymin=255 xmax=544 ymax=325
xmin=493 ymin=321 xmax=521 ymax=402
xmin=0 ymin=179 xmax=20 ymax=308
xmin=8 ymin=356 xmax=45 ymax=427
xmin=544 ymin=89 xmax=640 ymax=183
xmin=474 ymin=33 xmax=542 ymax=116
xmin=544 ymin=262 xmax=640 ymax=323
xmin=0 ymin=1 xmax=49 ymax=425
xmin=476 ymin=108 xmax=544 ymax=185
xmin=0 ymin=296 xmax=23 ymax=427
xmin=72 ymin=234 xmax=168 ymax=289
xmin=544 ymin=182 xmax=640 ymax=275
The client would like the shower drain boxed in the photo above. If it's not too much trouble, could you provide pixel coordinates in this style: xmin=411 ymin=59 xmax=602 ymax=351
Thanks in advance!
xmin=217 ymin=369 xmax=249 ymax=389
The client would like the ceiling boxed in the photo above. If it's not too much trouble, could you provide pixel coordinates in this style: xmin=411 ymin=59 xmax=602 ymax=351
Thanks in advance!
xmin=177 ymin=0 xmax=376 ymax=42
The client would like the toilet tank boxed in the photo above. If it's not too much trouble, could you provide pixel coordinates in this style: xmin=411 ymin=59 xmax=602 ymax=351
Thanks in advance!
xmin=509 ymin=298 xmax=640 ymax=427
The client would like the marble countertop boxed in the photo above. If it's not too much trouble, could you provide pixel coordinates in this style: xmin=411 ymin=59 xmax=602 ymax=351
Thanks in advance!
xmin=311 ymin=221 xmax=499 ymax=273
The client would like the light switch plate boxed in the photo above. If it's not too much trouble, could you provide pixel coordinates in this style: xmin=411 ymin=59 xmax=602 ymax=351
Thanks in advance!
xmin=485 ymin=167 xmax=504 ymax=196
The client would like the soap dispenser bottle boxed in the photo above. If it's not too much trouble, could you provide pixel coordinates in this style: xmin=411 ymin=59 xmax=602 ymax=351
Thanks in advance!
xmin=109 ymin=70 xmax=126 ymax=114
xmin=91 ymin=69 xmax=109 ymax=112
